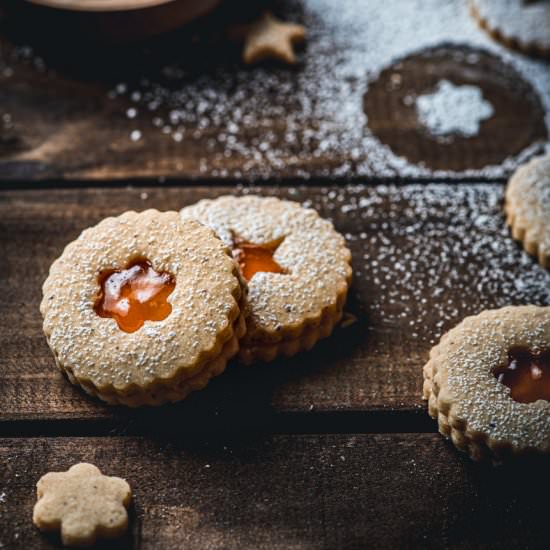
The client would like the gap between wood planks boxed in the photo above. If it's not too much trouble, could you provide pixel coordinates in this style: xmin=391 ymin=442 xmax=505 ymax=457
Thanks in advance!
xmin=0 ymin=409 xmax=437 ymax=438
xmin=0 ymin=176 xmax=509 ymax=190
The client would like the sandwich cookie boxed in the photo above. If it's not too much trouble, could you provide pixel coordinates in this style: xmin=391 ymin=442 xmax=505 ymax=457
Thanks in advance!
xmin=41 ymin=209 xmax=245 ymax=406
xmin=424 ymin=305 xmax=550 ymax=462
xmin=181 ymin=196 xmax=352 ymax=364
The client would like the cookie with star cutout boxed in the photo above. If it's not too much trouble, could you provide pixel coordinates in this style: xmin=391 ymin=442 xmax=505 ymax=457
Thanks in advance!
xmin=41 ymin=209 xmax=246 ymax=406
xmin=181 ymin=195 xmax=352 ymax=364
xmin=423 ymin=306 xmax=550 ymax=462
xmin=505 ymin=153 xmax=550 ymax=269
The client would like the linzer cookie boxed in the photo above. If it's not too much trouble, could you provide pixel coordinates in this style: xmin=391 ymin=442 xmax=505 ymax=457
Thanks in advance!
xmin=423 ymin=306 xmax=550 ymax=462
xmin=470 ymin=0 xmax=550 ymax=57
xmin=41 ymin=210 xmax=245 ymax=406
xmin=181 ymin=196 xmax=352 ymax=364
xmin=33 ymin=463 xmax=131 ymax=547
xmin=505 ymin=153 xmax=550 ymax=269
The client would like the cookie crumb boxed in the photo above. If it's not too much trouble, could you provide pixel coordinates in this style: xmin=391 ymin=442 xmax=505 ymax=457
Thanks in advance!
xmin=340 ymin=312 xmax=358 ymax=328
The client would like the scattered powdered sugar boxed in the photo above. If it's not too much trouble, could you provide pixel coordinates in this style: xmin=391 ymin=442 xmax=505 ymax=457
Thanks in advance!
xmin=101 ymin=0 xmax=549 ymax=179
xmin=416 ymin=80 xmax=494 ymax=139
xmin=296 ymin=184 xmax=550 ymax=345
xmin=3 ymin=1 xmax=547 ymax=179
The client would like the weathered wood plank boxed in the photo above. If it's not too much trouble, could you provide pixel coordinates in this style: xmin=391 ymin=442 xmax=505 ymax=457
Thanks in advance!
xmin=1 ymin=434 xmax=549 ymax=549
xmin=0 ymin=0 xmax=548 ymax=182
xmin=1 ymin=185 xmax=549 ymax=428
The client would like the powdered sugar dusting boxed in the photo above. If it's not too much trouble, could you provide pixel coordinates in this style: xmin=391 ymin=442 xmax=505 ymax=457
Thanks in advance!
xmin=416 ymin=80 xmax=494 ymax=138
xmin=290 ymin=184 xmax=550 ymax=346
xmin=1 ymin=0 xmax=549 ymax=179
xmin=102 ymin=0 xmax=549 ymax=179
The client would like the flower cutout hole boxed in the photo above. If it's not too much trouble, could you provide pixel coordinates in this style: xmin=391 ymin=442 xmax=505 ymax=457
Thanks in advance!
xmin=94 ymin=257 xmax=175 ymax=333
xmin=494 ymin=347 xmax=550 ymax=403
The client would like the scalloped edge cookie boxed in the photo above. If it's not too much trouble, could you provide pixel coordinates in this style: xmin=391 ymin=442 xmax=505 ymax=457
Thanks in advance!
xmin=41 ymin=209 xmax=246 ymax=407
xmin=423 ymin=305 xmax=550 ymax=462
xmin=505 ymin=153 xmax=550 ymax=269
xmin=470 ymin=0 xmax=550 ymax=58
xmin=181 ymin=195 xmax=352 ymax=365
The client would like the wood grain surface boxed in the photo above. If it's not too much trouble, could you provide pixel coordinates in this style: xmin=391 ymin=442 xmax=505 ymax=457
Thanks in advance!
xmin=2 ymin=184 xmax=549 ymax=431
xmin=1 ymin=434 xmax=550 ymax=549
xmin=1 ymin=1 xmax=548 ymax=182
xmin=1 ymin=3 xmax=549 ymax=545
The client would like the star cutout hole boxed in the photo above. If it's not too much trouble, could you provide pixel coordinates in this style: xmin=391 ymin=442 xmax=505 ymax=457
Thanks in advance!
xmin=232 ymin=236 xmax=287 ymax=281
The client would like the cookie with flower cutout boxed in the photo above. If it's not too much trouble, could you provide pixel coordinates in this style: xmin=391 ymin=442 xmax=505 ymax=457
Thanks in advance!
xmin=181 ymin=196 xmax=352 ymax=365
xmin=33 ymin=463 xmax=131 ymax=547
xmin=41 ymin=209 xmax=245 ymax=406
xmin=470 ymin=0 xmax=550 ymax=57
xmin=505 ymin=153 xmax=550 ymax=269
xmin=423 ymin=306 xmax=550 ymax=462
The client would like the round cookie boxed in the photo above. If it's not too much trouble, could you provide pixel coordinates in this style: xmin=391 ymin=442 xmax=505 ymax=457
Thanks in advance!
xmin=41 ymin=209 xmax=245 ymax=407
xmin=423 ymin=306 xmax=550 ymax=462
xmin=181 ymin=196 xmax=352 ymax=364
xmin=505 ymin=153 xmax=550 ymax=269
xmin=470 ymin=0 xmax=550 ymax=57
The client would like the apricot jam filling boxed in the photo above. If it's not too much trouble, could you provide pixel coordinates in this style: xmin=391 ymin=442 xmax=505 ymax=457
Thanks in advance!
xmin=232 ymin=241 xmax=286 ymax=281
xmin=494 ymin=347 xmax=550 ymax=404
xmin=94 ymin=258 xmax=175 ymax=333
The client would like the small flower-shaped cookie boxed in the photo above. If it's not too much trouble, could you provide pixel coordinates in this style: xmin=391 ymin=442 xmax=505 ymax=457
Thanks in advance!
xmin=33 ymin=463 xmax=132 ymax=547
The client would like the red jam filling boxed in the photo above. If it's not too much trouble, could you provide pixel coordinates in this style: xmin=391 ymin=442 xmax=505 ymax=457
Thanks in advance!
xmin=494 ymin=347 xmax=550 ymax=403
xmin=232 ymin=241 xmax=285 ymax=281
xmin=94 ymin=258 xmax=175 ymax=333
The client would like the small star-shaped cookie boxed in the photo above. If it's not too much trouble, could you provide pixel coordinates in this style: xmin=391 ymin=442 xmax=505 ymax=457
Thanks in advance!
xmin=242 ymin=11 xmax=306 ymax=65
xmin=33 ymin=463 xmax=132 ymax=547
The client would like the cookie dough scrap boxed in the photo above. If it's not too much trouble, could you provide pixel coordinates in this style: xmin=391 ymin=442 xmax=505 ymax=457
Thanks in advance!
xmin=181 ymin=195 xmax=352 ymax=365
xmin=41 ymin=209 xmax=246 ymax=407
xmin=470 ymin=0 xmax=550 ymax=57
xmin=505 ymin=153 xmax=550 ymax=269
xmin=423 ymin=306 xmax=550 ymax=463
xmin=242 ymin=11 xmax=306 ymax=65
xmin=33 ymin=463 xmax=131 ymax=547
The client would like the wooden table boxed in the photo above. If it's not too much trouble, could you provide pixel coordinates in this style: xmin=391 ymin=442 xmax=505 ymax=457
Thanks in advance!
xmin=1 ymin=1 xmax=550 ymax=548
